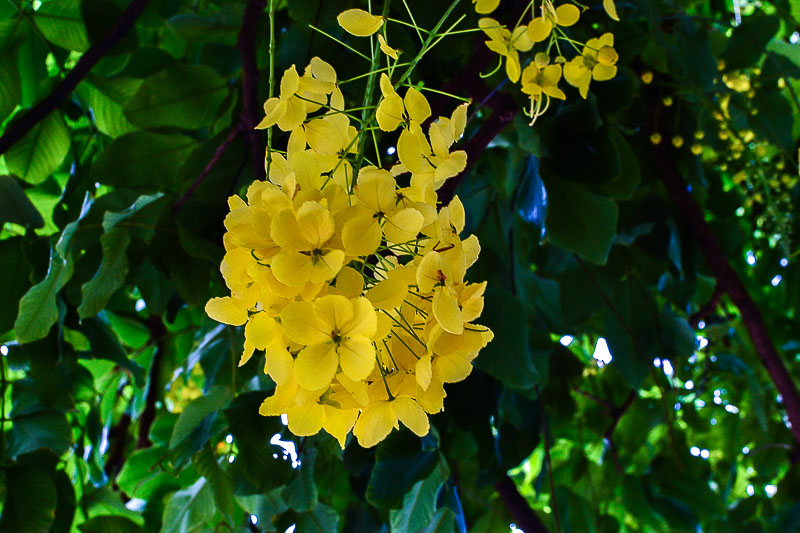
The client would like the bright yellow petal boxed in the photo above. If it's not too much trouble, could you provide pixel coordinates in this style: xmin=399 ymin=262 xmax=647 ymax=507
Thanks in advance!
xmin=433 ymin=287 xmax=464 ymax=334
xmin=433 ymin=352 xmax=473 ymax=383
xmin=391 ymin=397 xmax=429 ymax=437
xmin=309 ymin=249 xmax=345 ymax=284
xmin=335 ymin=266 xmax=365 ymax=299
xmin=338 ymin=336 xmax=375 ymax=382
xmin=305 ymin=117 xmax=342 ymax=155
xmin=295 ymin=342 xmax=338 ymax=390
xmin=271 ymin=250 xmax=313 ymax=287
xmin=256 ymin=98 xmax=285 ymax=129
xmin=205 ymin=297 xmax=248 ymax=326
xmin=280 ymin=301 xmax=330 ymax=345
xmin=322 ymin=406 xmax=358 ymax=448
xmin=592 ymin=64 xmax=617 ymax=82
xmin=384 ymin=207 xmax=425 ymax=245
xmin=279 ymin=65 xmax=300 ymax=98
xmin=397 ymin=129 xmax=433 ymax=174
xmin=337 ymin=8 xmax=385 ymax=37
xmin=555 ymin=4 xmax=580 ymax=27
xmin=265 ymin=345 xmax=294 ymax=385
xmin=603 ymin=0 xmax=619 ymax=20
xmin=403 ymin=87 xmax=431 ymax=125
xmin=356 ymin=167 xmax=396 ymax=213
xmin=416 ymin=251 xmax=442 ymax=293
xmin=511 ymin=25 xmax=533 ymax=52
xmin=378 ymin=34 xmax=400 ymax=59
xmin=505 ymin=52 xmax=521 ymax=83
xmin=416 ymin=354 xmax=432 ymax=390
xmin=527 ymin=17 xmax=552 ymax=43
xmin=353 ymin=400 xmax=397 ymax=447
xmin=271 ymin=210 xmax=309 ymax=251
xmin=366 ymin=277 xmax=408 ymax=310
xmin=344 ymin=297 xmax=378 ymax=337
xmin=287 ymin=402 xmax=325 ymax=436
xmin=342 ymin=211 xmax=382 ymax=256
xmin=473 ymin=0 xmax=500 ymax=14
xmin=296 ymin=201 xmax=335 ymax=249
xmin=277 ymin=96 xmax=306 ymax=132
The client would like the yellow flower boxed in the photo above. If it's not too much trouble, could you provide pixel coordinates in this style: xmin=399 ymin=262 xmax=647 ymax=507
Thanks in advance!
xmin=376 ymin=74 xmax=431 ymax=132
xmin=270 ymin=201 xmax=345 ymax=287
xmin=520 ymin=56 xmax=565 ymax=123
xmin=337 ymin=8 xmax=384 ymax=37
xmin=479 ymin=18 xmax=533 ymax=83
xmin=256 ymin=65 xmax=306 ymax=131
xmin=527 ymin=2 xmax=580 ymax=43
xmin=563 ymin=32 xmax=618 ymax=98
xmin=353 ymin=396 xmax=429 ymax=447
xmin=603 ymin=0 xmax=619 ymax=21
xmin=281 ymin=295 xmax=378 ymax=390
xmin=341 ymin=166 xmax=425 ymax=255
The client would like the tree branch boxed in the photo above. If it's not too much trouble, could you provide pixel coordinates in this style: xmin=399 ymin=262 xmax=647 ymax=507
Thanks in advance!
xmin=652 ymin=129 xmax=800 ymax=449
xmin=603 ymin=391 xmax=636 ymax=474
xmin=0 ymin=0 xmax=152 ymax=156
xmin=237 ymin=0 xmax=267 ymax=183
xmin=494 ymin=475 xmax=550 ymax=533
xmin=172 ymin=125 xmax=241 ymax=213
xmin=137 ymin=315 xmax=167 ymax=449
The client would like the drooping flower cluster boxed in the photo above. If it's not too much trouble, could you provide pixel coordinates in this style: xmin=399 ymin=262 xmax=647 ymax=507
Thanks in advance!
xmin=475 ymin=0 xmax=620 ymax=123
xmin=206 ymin=57 xmax=492 ymax=449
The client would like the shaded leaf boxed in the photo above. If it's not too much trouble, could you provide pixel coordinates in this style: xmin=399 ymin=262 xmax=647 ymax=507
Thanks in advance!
xmin=6 ymin=112 xmax=70 ymax=185
xmin=33 ymin=0 xmax=89 ymax=52
xmin=161 ymin=478 xmax=215 ymax=533
xmin=0 ymin=174 xmax=44 ymax=227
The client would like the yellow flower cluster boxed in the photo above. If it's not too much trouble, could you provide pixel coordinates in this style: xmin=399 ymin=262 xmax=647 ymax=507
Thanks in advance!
xmin=475 ymin=0 xmax=620 ymax=123
xmin=205 ymin=57 xmax=493 ymax=449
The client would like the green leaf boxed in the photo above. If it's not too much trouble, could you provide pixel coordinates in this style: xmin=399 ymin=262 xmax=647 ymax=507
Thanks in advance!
xmin=117 ymin=447 xmax=186 ymax=500
xmin=193 ymin=445 xmax=235 ymax=522
xmin=282 ymin=448 xmax=318 ymax=512
xmin=294 ymin=503 xmax=339 ymax=533
xmin=78 ymin=228 xmax=131 ymax=318
xmin=123 ymin=64 xmax=228 ymax=130
xmin=603 ymin=276 xmax=658 ymax=390
xmin=14 ymin=196 xmax=91 ymax=342
xmin=0 ymin=48 xmax=20 ymax=122
xmin=389 ymin=461 xmax=448 ymax=533
xmin=103 ymin=192 xmax=165 ymax=238
xmin=237 ymin=489 xmax=286 ymax=532
xmin=166 ymin=6 xmax=244 ymax=45
xmin=5 ymin=112 xmax=70 ymax=185
xmin=475 ymin=286 xmax=539 ymax=390
xmin=601 ymin=129 xmax=641 ymax=200
xmin=92 ymin=132 xmax=196 ymax=191
xmin=0 ymin=237 xmax=32 ymax=334
xmin=33 ymin=0 xmax=89 ymax=52
xmin=722 ymin=14 xmax=779 ymax=70
xmin=544 ymin=177 xmax=618 ymax=265
xmin=417 ymin=507 xmax=456 ymax=533
xmin=0 ymin=174 xmax=44 ymax=227
xmin=14 ymin=246 xmax=71 ymax=343
xmin=367 ymin=430 xmax=438 ymax=509
xmin=0 ymin=465 xmax=57 ymax=533
xmin=161 ymin=478 xmax=215 ymax=533
xmin=7 ymin=411 xmax=72 ymax=457
xmin=77 ymin=76 xmax=142 ymax=138
xmin=79 ymin=516 xmax=144 ymax=533
xmin=52 ymin=469 xmax=76 ymax=533
xmin=169 ymin=385 xmax=232 ymax=449
xmin=80 ymin=316 xmax=145 ymax=385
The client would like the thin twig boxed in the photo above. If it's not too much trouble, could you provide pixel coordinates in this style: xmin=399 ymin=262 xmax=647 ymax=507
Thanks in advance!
xmin=172 ymin=126 xmax=241 ymax=213
xmin=494 ymin=475 xmax=550 ymax=533
xmin=237 ymin=0 xmax=267 ymax=182
xmin=0 ymin=0 xmax=152 ymax=156
xmin=603 ymin=391 xmax=636 ymax=474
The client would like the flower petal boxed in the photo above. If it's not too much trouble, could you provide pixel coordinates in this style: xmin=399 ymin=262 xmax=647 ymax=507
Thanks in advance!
xmin=295 ymin=342 xmax=338 ymax=390
xmin=205 ymin=297 xmax=248 ymax=326
xmin=337 ymin=8 xmax=385 ymax=37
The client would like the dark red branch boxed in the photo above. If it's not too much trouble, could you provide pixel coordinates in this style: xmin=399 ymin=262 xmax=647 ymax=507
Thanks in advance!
xmin=237 ymin=0 xmax=267 ymax=183
xmin=172 ymin=126 xmax=241 ymax=213
xmin=0 ymin=0 xmax=152 ymax=156
xmin=137 ymin=316 xmax=167 ymax=449
xmin=494 ymin=475 xmax=550 ymax=533
xmin=652 ymin=131 xmax=800 ymax=449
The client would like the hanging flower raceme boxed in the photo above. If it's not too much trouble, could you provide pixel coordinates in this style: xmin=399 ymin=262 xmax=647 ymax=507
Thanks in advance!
xmin=206 ymin=58 xmax=493 ymax=449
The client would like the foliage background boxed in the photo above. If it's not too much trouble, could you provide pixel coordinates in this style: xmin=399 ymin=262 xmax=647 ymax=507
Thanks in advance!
xmin=2 ymin=0 xmax=800 ymax=531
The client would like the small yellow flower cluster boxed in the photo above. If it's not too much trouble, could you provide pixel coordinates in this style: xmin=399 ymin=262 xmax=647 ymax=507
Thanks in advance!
xmin=475 ymin=0 xmax=620 ymax=123
xmin=205 ymin=57 xmax=492 ymax=449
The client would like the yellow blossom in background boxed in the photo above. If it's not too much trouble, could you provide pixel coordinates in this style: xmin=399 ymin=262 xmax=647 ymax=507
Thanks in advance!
xmin=207 ymin=56 xmax=492 ymax=449
xmin=479 ymin=17 xmax=533 ymax=82
xmin=564 ymin=32 xmax=618 ymax=98
xmin=473 ymin=0 xmax=501 ymax=14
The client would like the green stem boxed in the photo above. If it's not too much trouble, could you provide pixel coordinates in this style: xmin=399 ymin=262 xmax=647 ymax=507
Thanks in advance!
xmin=266 ymin=0 xmax=275 ymax=177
